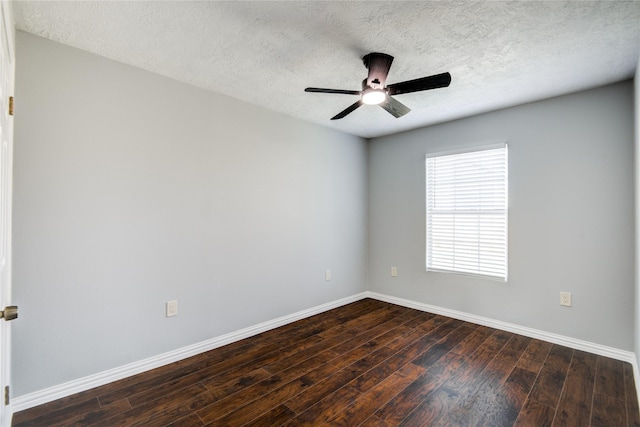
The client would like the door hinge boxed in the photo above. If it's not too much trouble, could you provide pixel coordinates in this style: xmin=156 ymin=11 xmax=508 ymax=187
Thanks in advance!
xmin=8 ymin=96 xmax=13 ymax=116
xmin=4 ymin=385 xmax=9 ymax=405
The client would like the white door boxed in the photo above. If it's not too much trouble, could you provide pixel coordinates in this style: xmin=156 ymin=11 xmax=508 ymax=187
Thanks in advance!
xmin=0 ymin=1 xmax=14 ymax=426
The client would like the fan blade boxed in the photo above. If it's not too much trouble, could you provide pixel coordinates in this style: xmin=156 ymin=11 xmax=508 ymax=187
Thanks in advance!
xmin=363 ymin=53 xmax=394 ymax=89
xmin=305 ymin=87 xmax=361 ymax=95
xmin=331 ymin=101 xmax=363 ymax=120
xmin=380 ymin=96 xmax=411 ymax=118
xmin=387 ymin=72 xmax=451 ymax=96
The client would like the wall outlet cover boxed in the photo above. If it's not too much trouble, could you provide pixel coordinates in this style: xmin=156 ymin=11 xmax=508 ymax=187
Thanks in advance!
xmin=560 ymin=292 xmax=572 ymax=307
xmin=166 ymin=300 xmax=178 ymax=317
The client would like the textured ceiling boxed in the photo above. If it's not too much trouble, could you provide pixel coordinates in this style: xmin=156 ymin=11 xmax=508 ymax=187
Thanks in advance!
xmin=13 ymin=1 xmax=640 ymax=138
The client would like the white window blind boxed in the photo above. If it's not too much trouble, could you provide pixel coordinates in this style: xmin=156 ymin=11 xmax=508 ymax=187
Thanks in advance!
xmin=426 ymin=145 xmax=508 ymax=280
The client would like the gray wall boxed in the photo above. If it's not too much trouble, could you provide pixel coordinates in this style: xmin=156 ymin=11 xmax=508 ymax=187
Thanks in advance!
xmin=12 ymin=32 xmax=368 ymax=396
xmin=368 ymin=81 xmax=635 ymax=351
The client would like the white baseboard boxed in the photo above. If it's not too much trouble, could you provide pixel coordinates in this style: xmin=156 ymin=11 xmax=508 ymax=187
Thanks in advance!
xmin=13 ymin=290 xmax=639 ymax=416
xmin=366 ymin=291 xmax=636 ymax=364
xmin=12 ymin=292 xmax=368 ymax=413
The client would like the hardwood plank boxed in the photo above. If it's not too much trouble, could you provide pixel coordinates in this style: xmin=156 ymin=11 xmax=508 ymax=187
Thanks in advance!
xmin=99 ymin=383 xmax=211 ymax=427
xmin=196 ymin=374 xmax=303 ymax=423
xmin=421 ymin=318 xmax=464 ymax=341
xmin=402 ymin=311 xmax=435 ymax=328
xmin=528 ymin=344 xmax=573 ymax=408
xmin=64 ymin=398 xmax=132 ymax=427
xmin=206 ymin=299 xmax=385 ymax=369
xmin=328 ymin=363 xmax=425 ymax=426
xmin=438 ymin=323 xmax=480 ymax=348
xmin=243 ymin=404 xmax=296 ymax=427
xmin=595 ymin=355 xmax=625 ymax=400
xmin=243 ymin=334 xmax=326 ymax=368
xmin=476 ymin=367 xmax=538 ymax=426
xmin=591 ymin=393 xmax=626 ymax=427
xmin=416 ymin=331 xmax=520 ymax=427
xmin=290 ymin=300 xmax=384 ymax=337
xmin=10 ymin=399 xmax=84 ymax=426
xmin=516 ymin=339 xmax=553 ymax=373
xmin=383 ymin=327 xmax=433 ymax=354
xmin=449 ymin=325 xmax=494 ymax=357
xmin=360 ymin=415 xmax=391 ymax=427
xmin=624 ymin=362 xmax=640 ymax=427
xmin=197 ymin=330 xmax=394 ymax=423
xmin=199 ymin=367 xmax=272 ymax=401
xmin=253 ymin=299 xmax=385 ymax=344
xmin=261 ymin=333 xmax=349 ymax=374
xmin=375 ymin=351 xmax=467 ymax=424
xmin=474 ymin=333 xmax=530 ymax=388
xmin=202 ymin=378 xmax=311 ymax=426
xmin=284 ymin=345 xmax=397 ymax=413
xmin=552 ymin=350 xmax=596 ymax=427
xmin=165 ymin=413 xmax=205 ymax=426
xmin=130 ymin=391 xmax=216 ymax=427
xmin=202 ymin=348 xmax=338 ymax=394
xmin=427 ymin=363 xmax=535 ymax=427
xmin=316 ymin=304 xmax=405 ymax=342
xmin=398 ymin=385 xmax=461 ymax=426
xmin=284 ymin=385 xmax=361 ymax=426
xmin=413 ymin=314 xmax=451 ymax=334
xmin=104 ymin=352 xmax=215 ymax=399
xmin=410 ymin=323 xmax=475 ymax=371
xmin=327 ymin=311 xmax=415 ymax=355
xmin=513 ymin=399 xmax=556 ymax=427
xmin=127 ymin=362 xmax=273 ymax=408
xmin=500 ymin=333 xmax=533 ymax=357
xmin=559 ymin=350 xmax=597 ymax=406
xmin=440 ymin=333 xmax=532 ymax=427
xmin=287 ymin=329 xmax=426 ymax=424
xmin=409 ymin=342 xmax=451 ymax=370
xmin=98 ymin=343 xmax=280 ymax=406
xmin=348 ymin=334 xmax=434 ymax=394
xmin=12 ymin=398 xmax=101 ymax=427
xmin=552 ymin=401 xmax=592 ymax=427
xmin=196 ymin=345 xmax=342 ymax=422
xmin=10 ymin=386 xmax=125 ymax=426
xmin=427 ymin=330 xmax=514 ymax=425
xmin=14 ymin=398 xmax=131 ymax=427
xmin=463 ymin=329 xmax=513 ymax=371
xmin=410 ymin=329 xmax=513 ymax=427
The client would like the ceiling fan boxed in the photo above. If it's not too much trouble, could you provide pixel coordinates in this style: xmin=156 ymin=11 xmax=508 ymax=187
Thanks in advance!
xmin=305 ymin=52 xmax=451 ymax=120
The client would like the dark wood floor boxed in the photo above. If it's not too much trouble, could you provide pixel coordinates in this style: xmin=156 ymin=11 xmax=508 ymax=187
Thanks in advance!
xmin=12 ymin=298 xmax=640 ymax=426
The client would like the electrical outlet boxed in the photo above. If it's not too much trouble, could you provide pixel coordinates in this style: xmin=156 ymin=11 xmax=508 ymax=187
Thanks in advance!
xmin=166 ymin=300 xmax=178 ymax=317
xmin=560 ymin=292 xmax=572 ymax=307
xmin=325 ymin=270 xmax=331 ymax=281
xmin=391 ymin=266 xmax=398 ymax=277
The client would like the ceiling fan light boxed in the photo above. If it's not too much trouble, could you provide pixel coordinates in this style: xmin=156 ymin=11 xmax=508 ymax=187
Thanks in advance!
xmin=362 ymin=89 xmax=386 ymax=105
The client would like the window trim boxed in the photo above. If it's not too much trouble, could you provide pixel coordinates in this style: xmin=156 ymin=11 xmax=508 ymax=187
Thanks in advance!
xmin=425 ymin=143 xmax=508 ymax=281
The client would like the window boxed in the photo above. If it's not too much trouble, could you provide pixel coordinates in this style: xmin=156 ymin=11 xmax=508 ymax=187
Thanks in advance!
xmin=426 ymin=144 xmax=508 ymax=280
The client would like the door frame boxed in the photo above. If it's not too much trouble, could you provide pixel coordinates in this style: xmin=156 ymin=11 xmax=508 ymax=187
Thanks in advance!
xmin=0 ymin=1 xmax=15 ymax=425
